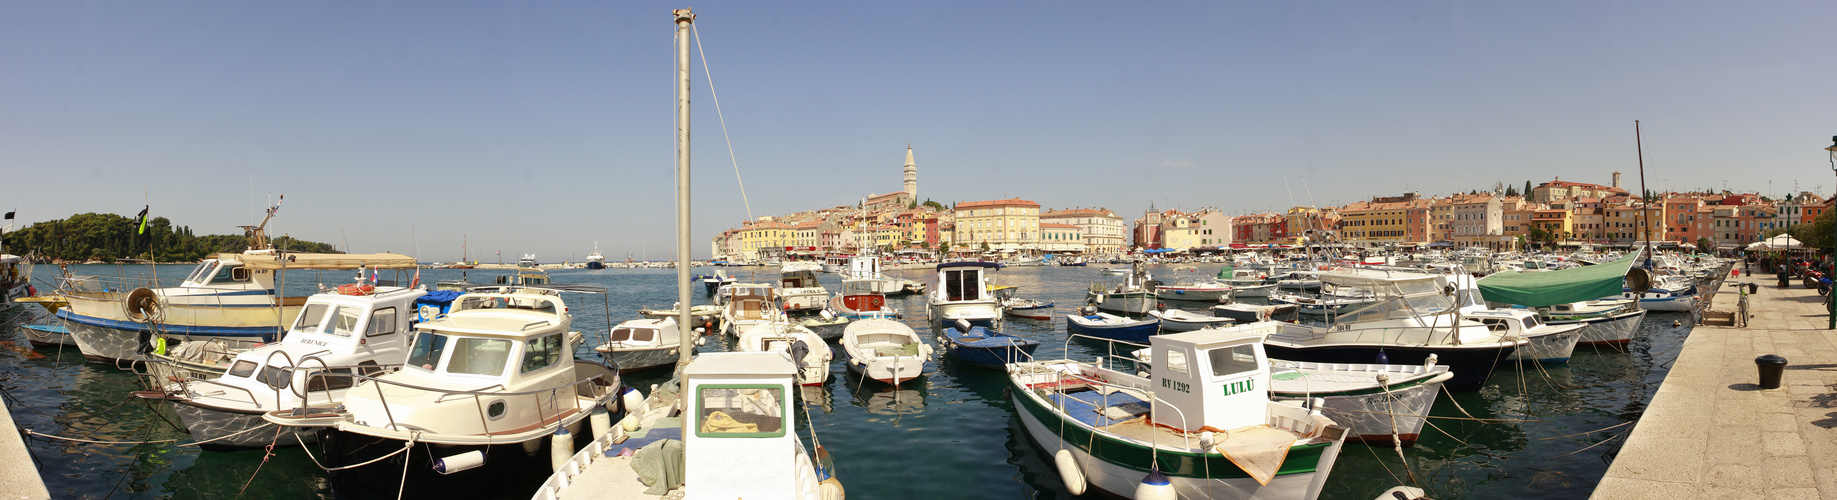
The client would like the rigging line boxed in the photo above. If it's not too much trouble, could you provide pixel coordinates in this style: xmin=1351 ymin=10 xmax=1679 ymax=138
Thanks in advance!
xmin=690 ymin=24 xmax=753 ymax=221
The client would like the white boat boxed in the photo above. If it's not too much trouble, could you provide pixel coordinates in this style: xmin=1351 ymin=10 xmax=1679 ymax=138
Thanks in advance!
xmin=54 ymin=218 xmax=419 ymax=365
xmin=263 ymin=289 xmax=623 ymax=495
xmin=738 ymin=320 xmax=832 ymax=386
xmin=720 ymin=283 xmax=782 ymax=336
xmin=1154 ymin=266 xmax=1235 ymax=302
xmin=1465 ymin=308 xmax=1585 ymax=364
xmin=1129 ymin=331 xmax=1453 ymax=446
xmin=1086 ymin=261 xmax=1157 ymax=314
xmin=827 ymin=278 xmax=899 ymax=319
xmin=839 ymin=318 xmax=931 ymax=386
xmin=1534 ymin=299 xmax=1647 ymax=347
xmin=135 ymin=285 xmax=449 ymax=449
xmin=798 ymin=311 xmax=850 ymax=342
xmin=777 ymin=262 xmax=828 ymax=313
xmin=926 ymin=261 xmax=1004 ymax=328
xmin=595 ymin=317 xmax=687 ymax=373
xmin=0 ymin=254 xmax=36 ymax=327
xmin=1224 ymin=267 xmax=1278 ymax=297
xmin=1009 ymin=327 xmax=1348 ymax=499
xmin=638 ymin=302 xmax=722 ymax=331
xmin=519 ymin=253 xmax=538 ymax=267
xmin=1620 ymin=277 xmax=1699 ymax=311
xmin=585 ymin=243 xmax=606 ymax=270
xmin=1147 ymin=308 xmax=1234 ymax=332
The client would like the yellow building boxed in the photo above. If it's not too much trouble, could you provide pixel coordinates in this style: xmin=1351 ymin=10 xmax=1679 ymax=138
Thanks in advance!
xmin=1338 ymin=201 xmax=1410 ymax=247
xmin=952 ymin=198 xmax=1041 ymax=254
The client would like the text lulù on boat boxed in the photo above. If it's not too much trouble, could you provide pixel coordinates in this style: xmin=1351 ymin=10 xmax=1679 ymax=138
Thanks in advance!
xmin=1008 ymin=327 xmax=1349 ymax=499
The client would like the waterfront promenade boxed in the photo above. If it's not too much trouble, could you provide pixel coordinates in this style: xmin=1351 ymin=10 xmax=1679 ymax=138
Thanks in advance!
xmin=1592 ymin=274 xmax=1837 ymax=498
xmin=0 ymin=392 xmax=51 ymax=499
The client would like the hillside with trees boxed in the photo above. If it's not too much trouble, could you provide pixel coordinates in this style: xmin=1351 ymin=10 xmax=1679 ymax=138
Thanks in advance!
xmin=0 ymin=212 xmax=339 ymax=263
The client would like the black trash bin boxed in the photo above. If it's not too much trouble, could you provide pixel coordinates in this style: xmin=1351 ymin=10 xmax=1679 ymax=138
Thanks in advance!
xmin=1756 ymin=354 xmax=1788 ymax=389
xmin=1748 ymin=283 xmax=1759 ymax=294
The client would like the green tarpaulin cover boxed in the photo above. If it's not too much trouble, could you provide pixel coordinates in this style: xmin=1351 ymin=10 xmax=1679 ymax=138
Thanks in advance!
xmin=1475 ymin=251 xmax=1640 ymax=307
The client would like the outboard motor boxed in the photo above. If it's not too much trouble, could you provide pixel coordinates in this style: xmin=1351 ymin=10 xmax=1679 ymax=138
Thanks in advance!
xmin=954 ymin=318 xmax=972 ymax=333
xmin=788 ymin=340 xmax=811 ymax=372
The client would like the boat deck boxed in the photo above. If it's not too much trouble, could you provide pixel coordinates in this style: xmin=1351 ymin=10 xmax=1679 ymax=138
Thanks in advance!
xmin=1591 ymin=274 xmax=1837 ymax=498
xmin=554 ymin=418 xmax=685 ymax=500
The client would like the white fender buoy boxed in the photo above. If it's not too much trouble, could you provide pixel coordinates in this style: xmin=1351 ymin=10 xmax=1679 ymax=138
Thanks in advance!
xmin=1054 ymin=449 xmax=1086 ymax=495
xmin=621 ymin=412 xmax=641 ymax=432
xmin=433 ymin=450 xmax=486 ymax=474
xmin=819 ymin=477 xmax=846 ymax=500
xmin=1134 ymin=466 xmax=1175 ymax=500
xmin=522 ymin=439 xmax=543 ymax=455
xmin=621 ymin=387 xmax=645 ymax=415
xmin=550 ymin=427 xmax=575 ymax=472
xmin=590 ymin=406 xmax=612 ymax=441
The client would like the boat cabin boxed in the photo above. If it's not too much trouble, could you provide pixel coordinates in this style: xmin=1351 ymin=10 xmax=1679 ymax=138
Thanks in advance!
xmin=179 ymin=256 xmax=268 ymax=292
xmin=935 ymin=261 xmax=1002 ymax=303
xmin=837 ymin=279 xmax=889 ymax=313
xmin=214 ymin=286 xmax=429 ymax=402
xmin=684 ymin=351 xmax=805 ymax=498
xmin=724 ymin=284 xmax=778 ymax=322
xmin=778 ymin=264 xmax=822 ymax=289
xmin=1147 ymin=327 xmax=1276 ymax=432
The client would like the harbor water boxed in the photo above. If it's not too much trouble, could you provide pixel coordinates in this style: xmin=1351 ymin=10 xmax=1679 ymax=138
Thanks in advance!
xmin=2 ymin=263 xmax=1693 ymax=499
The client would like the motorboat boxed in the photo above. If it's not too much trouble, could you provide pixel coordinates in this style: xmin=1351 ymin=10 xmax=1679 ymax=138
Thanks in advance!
xmin=263 ymin=289 xmax=623 ymax=496
xmin=518 ymin=253 xmax=538 ymax=268
xmin=1154 ymin=266 xmax=1234 ymax=302
xmin=1273 ymin=270 xmax=1324 ymax=292
xmin=937 ymin=322 xmax=1038 ymax=369
xmin=839 ymin=318 xmax=931 ymax=386
xmin=1534 ymin=299 xmax=1646 ymax=347
xmin=827 ymin=278 xmax=899 ymax=319
xmin=639 ymin=302 xmax=722 ymax=331
xmin=700 ymin=269 xmax=736 ymax=296
xmin=54 ymin=216 xmax=419 ymax=365
xmin=1128 ymin=328 xmax=1452 ymax=446
xmin=1212 ymin=302 xmax=1300 ymax=323
xmin=737 ymin=320 xmax=833 ymax=386
xmin=1002 ymin=297 xmax=1055 ymax=320
xmin=1146 ymin=308 xmax=1233 ymax=332
xmin=777 ymin=262 xmax=829 ymax=313
xmin=595 ymin=316 xmax=688 ymax=373
xmin=14 ymin=295 xmax=72 ymax=347
xmin=798 ymin=311 xmax=849 ymax=342
xmin=1064 ymin=312 xmax=1160 ymax=343
xmin=1223 ymin=267 xmax=1278 ymax=297
xmin=134 ymin=286 xmax=457 ymax=450
xmin=1259 ymin=270 xmax=1527 ymax=390
xmin=1009 ymin=327 xmax=1348 ymax=499
xmin=720 ymin=283 xmax=781 ymax=336
xmin=926 ymin=261 xmax=1004 ymax=329
xmin=1267 ymin=284 xmax=1378 ymax=317
xmin=1086 ymin=261 xmax=1157 ymax=314
xmin=1620 ymin=277 xmax=1699 ymax=311
xmin=0 ymin=254 xmax=36 ymax=327
xmin=1466 ymin=309 xmax=1585 ymax=364
xmin=584 ymin=243 xmax=606 ymax=270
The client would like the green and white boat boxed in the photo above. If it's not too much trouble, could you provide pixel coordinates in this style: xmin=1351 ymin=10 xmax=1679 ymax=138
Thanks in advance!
xmin=1008 ymin=327 xmax=1348 ymax=499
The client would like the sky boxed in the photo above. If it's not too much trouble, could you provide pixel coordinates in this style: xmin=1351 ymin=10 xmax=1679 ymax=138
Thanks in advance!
xmin=4 ymin=1 xmax=1835 ymax=262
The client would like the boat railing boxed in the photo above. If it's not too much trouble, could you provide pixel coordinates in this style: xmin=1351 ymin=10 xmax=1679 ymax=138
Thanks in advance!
xmin=294 ymin=370 xmax=617 ymax=435
xmin=1016 ymin=354 xmax=1199 ymax=451
xmin=1059 ymin=332 xmax=1153 ymax=373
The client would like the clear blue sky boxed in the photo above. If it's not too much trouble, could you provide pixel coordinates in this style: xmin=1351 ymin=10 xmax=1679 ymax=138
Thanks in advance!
xmin=4 ymin=1 xmax=1834 ymax=261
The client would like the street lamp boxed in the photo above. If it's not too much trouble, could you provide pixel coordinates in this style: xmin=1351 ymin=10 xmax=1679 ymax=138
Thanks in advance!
xmin=1826 ymin=136 xmax=1836 ymax=329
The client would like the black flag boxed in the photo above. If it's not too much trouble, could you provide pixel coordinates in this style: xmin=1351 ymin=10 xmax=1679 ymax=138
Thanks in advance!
xmin=137 ymin=206 xmax=149 ymax=235
xmin=3 ymin=211 xmax=12 ymax=220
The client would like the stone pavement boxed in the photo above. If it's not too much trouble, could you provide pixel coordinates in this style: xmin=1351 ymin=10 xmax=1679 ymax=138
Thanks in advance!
xmin=0 ymin=393 xmax=51 ymax=499
xmin=1592 ymin=273 xmax=1837 ymax=499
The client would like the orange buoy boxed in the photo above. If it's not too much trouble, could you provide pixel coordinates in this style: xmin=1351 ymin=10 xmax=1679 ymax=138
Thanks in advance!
xmin=337 ymin=284 xmax=377 ymax=296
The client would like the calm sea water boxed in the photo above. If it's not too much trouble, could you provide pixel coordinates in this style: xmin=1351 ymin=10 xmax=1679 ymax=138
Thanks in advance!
xmin=1 ymin=263 xmax=1691 ymax=499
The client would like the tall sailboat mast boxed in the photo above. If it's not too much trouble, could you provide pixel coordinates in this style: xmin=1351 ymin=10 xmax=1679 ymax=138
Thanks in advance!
xmin=672 ymin=6 xmax=696 ymax=453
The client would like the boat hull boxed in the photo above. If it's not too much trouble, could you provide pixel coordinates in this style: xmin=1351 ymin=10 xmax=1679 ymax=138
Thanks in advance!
xmin=1155 ymin=287 xmax=1231 ymax=302
xmin=1089 ymin=291 xmax=1155 ymax=314
xmin=57 ymin=302 xmax=289 ymax=365
xmin=928 ymin=301 xmax=1002 ymax=328
xmin=1272 ymin=374 xmax=1448 ymax=446
xmin=598 ymin=345 xmax=681 ymax=373
xmin=1010 ymin=390 xmax=1338 ymax=500
xmin=940 ymin=328 xmax=1039 ymax=369
xmin=1005 ymin=304 xmax=1054 ymax=320
xmin=1065 ymin=317 xmax=1160 ymax=343
xmin=1563 ymin=308 xmax=1647 ymax=346
xmin=1505 ymin=327 xmax=1584 ymax=364
xmin=172 ymin=399 xmax=319 ymax=450
xmin=1260 ymin=343 xmax=1517 ymax=391
xmin=19 ymin=323 xmax=75 ymax=348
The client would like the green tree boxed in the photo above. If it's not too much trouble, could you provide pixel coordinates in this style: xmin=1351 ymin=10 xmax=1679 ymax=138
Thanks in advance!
xmin=922 ymin=199 xmax=944 ymax=211
xmin=1696 ymin=236 xmax=1714 ymax=251
xmin=1791 ymin=210 xmax=1835 ymax=251
xmin=1524 ymin=181 xmax=1533 ymax=198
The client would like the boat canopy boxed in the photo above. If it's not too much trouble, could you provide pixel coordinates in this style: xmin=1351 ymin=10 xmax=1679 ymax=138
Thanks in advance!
xmin=233 ymin=252 xmax=419 ymax=270
xmin=1475 ymin=251 xmax=1640 ymax=308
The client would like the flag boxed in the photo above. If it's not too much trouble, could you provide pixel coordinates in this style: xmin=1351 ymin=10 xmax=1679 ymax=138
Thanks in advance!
xmin=268 ymin=194 xmax=284 ymax=216
xmin=410 ymin=268 xmax=421 ymax=289
xmin=3 ymin=211 xmax=12 ymax=220
xmin=370 ymin=269 xmax=379 ymax=284
xmin=137 ymin=206 xmax=149 ymax=235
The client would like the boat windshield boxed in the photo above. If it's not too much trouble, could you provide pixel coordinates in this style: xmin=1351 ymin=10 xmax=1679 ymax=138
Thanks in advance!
xmin=696 ymin=386 xmax=785 ymax=438
xmin=185 ymin=261 xmax=217 ymax=284
xmin=1334 ymin=293 xmax=1455 ymax=325
xmin=407 ymin=332 xmax=448 ymax=370
xmin=326 ymin=306 xmax=365 ymax=337
xmin=293 ymin=303 xmax=331 ymax=333
xmin=447 ymin=338 xmax=511 ymax=376
xmin=609 ymin=327 xmax=654 ymax=343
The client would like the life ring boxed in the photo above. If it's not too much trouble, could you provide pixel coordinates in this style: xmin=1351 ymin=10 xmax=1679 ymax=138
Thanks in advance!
xmin=338 ymin=284 xmax=377 ymax=296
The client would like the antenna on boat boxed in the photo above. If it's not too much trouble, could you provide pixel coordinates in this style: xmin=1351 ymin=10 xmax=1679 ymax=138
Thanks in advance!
xmin=1636 ymin=120 xmax=1653 ymax=267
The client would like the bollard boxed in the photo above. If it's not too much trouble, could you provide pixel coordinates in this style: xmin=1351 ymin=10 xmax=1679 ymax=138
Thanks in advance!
xmin=1755 ymin=354 xmax=1788 ymax=389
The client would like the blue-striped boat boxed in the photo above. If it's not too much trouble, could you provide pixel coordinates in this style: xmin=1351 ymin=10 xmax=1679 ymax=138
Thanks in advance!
xmin=1065 ymin=312 xmax=1160 ymax=343
xmin=939 ymin=324 xmax=1039 ymax=369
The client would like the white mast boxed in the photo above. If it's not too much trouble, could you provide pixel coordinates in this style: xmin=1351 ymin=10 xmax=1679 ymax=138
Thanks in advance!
xmin=673 ymin=8 xmax=696 ymax=445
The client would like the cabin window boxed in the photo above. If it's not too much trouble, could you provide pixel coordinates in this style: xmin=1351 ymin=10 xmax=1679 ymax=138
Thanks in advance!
xmin=407 ymin=332 xmax=449 ymax=371
xmin=609 ymin=328 xmax=653 ymax=343
xmin=367 ymin=307 xmax=397 ymax=337
xmin=449 ymin=338 xmax=511 ymax=376
xmin=294 ymin=304 xmax=331 ymax=333
xmin=1479 ymin=318 xmax=1510 ymax=332
xmin=185 ymin=262 xmax=214 ymax=283
xmin=1162 ymin=349 xmax=1190 ymax=375
xmin=230 ymin=267 xmax=250 ymax=281
xmin=1521 ymin=316 xmax=1541 ymax=329
xmin=694 ymin=385 xmax=785 ymax=438
xmin=305 ymin=367 xmax=355 ymax=391
xmin=520 ymin=334 xmax=564 ymax=374
xmin=256 ymin=365 xmax=292 ymax=390
xmin=1208 ymin=345 xmax=1260 ymax=378
xmin=227 ymin=360 xmax=258 ymax=378
xmin=328 ymin=306 xmax=364 ymax=337
xmin=212 ymin=265 xmax=238 ymax=283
